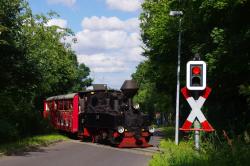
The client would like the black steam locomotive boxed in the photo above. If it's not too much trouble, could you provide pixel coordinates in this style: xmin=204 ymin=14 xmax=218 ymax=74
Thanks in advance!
xmin=44 ymin=80 xmax=154 ymax=147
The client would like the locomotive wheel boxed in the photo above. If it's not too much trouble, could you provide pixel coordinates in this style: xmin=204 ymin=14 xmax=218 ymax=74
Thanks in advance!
xmin=100 ymin=131 xmax=109 ymax=144
xmin=110 ymin=138 xmax=119 ymax=147
xmin=145 ymin=136 xmax=151 ymax=143
xmin=92 ymin=135 xmax=100 ymax=143
xmin=109 ymin=135 xmax=122 ymax=146
xmin=82 ymin=136 xmax=93 ymax=142
xmin=68 ymin=132 xmax=78 ymax=139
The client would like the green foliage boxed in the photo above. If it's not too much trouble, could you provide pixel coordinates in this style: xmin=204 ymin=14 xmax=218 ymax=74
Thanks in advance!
xmin=161 ymin=126 xmax=175 ymax=140
xmin=149 ymin=140 xmax=208 ymax=166
xmin=132 ymin=60 xmax=174 ymax=123
xmin=21 ymin=6 xmax=91 ymax=95
xmin=133 ymin=0 xmax=250 ymax=134
xmin=149 ymin=139 xmax=250 ymax=166
xmin=71 ymin=63 xmax=92 ymax=91
xmin=0 ymin=0 xmax=92 ymax=142
xmin=239 ymin=84 xmax=250 ymax=108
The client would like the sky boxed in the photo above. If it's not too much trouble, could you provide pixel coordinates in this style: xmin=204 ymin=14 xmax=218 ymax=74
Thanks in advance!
xmin=28 ymin=0 xmax=145 ymax=89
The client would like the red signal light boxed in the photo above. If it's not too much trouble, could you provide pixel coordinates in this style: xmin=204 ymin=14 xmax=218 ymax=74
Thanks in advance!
xmin=192 ymin=66 xmax=201 ymax=75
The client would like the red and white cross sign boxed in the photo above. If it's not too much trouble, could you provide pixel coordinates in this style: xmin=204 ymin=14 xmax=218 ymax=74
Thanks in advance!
xmin=180 ymin=87 xmax=214 ymax=132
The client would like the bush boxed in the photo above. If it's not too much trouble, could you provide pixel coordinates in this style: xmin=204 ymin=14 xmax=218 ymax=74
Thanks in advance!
xmin=0 ymin=119 xmax=18 ymax=143
xmin=149 ymin=140 xmax=208 ymax=166
xmin=0 ymin=94 xmax=54 ymax=143
xmin=149 ymin=139 xmax=250 ymax=166
xmin=206 ymin=141 xmax=250 ymax=166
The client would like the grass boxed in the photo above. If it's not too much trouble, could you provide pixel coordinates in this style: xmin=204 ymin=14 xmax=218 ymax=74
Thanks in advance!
xmin=150 ymin=127 xmax=250 ymax=166
xmin=0 ymin=133 xmax=68 ymax=156
xmin=149 ymin=140 xmax=208 ymax=166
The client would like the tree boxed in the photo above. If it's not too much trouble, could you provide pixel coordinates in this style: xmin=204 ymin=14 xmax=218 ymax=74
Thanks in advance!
xmin=0 ymin=0 xmax=34 ymax=141
xmin=133 ymin=0 xmax=250 ymax=134
xmin=72 ymin=63 xmax=93 ymax=91
xmin=132 ymin=60 xmax=174 ymax=124
xmin=0 ymin=0 xmax=92 ymax=142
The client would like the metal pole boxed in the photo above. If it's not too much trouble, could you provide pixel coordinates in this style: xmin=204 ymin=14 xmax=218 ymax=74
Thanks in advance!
xmin=175 ymin=18 xmax=182 ymax=145
xmin=193 ymin=62 xmax=201 ymax=150
xmin=194 ymin=120 xmax=200 ymax=150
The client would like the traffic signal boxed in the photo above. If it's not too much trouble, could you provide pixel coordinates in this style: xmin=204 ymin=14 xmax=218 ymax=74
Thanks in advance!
xmin=186 ymin=61 xmax=206 ymax=90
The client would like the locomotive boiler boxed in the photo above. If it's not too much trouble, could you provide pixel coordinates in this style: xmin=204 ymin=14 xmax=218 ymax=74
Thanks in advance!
xmin=43 ymin=80 xmax=154 ymax=148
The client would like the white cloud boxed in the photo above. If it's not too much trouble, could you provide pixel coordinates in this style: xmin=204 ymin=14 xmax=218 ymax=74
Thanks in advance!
xmin=75 ymin=30 xmax=128 ymax=51
xmin=82 ymin=16 xmax=139 ymax=32
xmin=70 ymin=16 xmax=145 ymax=88
xmin=73 ymin=30 xmax=141 ymax=54
xmin=73 ymin=16 xmax=141 ymax=53
xmin=106 ymin=0 xmax=143 ymax=12
xmin=46 ymin=18 xmax=68 ymax=28
xmin=78 ymin=53 xmax=129 ymax=73
xmin=47 ymin=0 xmax=76 ymax=7
xmin=122 ymin=46 xmax=144 ymax=62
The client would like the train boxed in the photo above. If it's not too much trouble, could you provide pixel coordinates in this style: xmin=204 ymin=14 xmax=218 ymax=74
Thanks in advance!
xmin=43 ymin=80 xmax=154 ymax=148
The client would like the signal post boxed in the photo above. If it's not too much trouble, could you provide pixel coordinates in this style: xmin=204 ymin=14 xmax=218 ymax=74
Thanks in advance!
xmin=180 ymin=55 xmax=214 ymax=150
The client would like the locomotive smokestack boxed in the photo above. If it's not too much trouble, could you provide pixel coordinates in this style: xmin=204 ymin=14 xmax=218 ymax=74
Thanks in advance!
xmin=120 ymin=80 xmax=138 ymax=98
xmin=120 ymin=80 xmax=138 ymax=110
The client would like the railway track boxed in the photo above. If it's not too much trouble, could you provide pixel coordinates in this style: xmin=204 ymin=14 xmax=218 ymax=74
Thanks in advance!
xmin=69 ymin=139 xmax=160 ymax=156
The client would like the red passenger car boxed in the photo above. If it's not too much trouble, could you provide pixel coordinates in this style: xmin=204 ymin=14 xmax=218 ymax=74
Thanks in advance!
xmin=43 ymin=93 xmax=79 ymax=133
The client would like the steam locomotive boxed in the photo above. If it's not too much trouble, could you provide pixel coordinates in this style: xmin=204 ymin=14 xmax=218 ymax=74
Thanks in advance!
xmin=43 ymin=80 xmax=154 ymax=148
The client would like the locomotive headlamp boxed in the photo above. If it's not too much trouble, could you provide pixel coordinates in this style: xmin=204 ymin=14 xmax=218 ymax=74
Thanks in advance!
xmin=148 ymin=126 xmax=155 ymax=133
xmin=117 ymin=126 xmax=125 ymax=134
xmin=133 ymin=103 xmax=140 ymax=109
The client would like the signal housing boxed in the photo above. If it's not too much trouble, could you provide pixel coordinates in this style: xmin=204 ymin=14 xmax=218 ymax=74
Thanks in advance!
xmin=186 ymin=61 xmax=206 ymax=90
